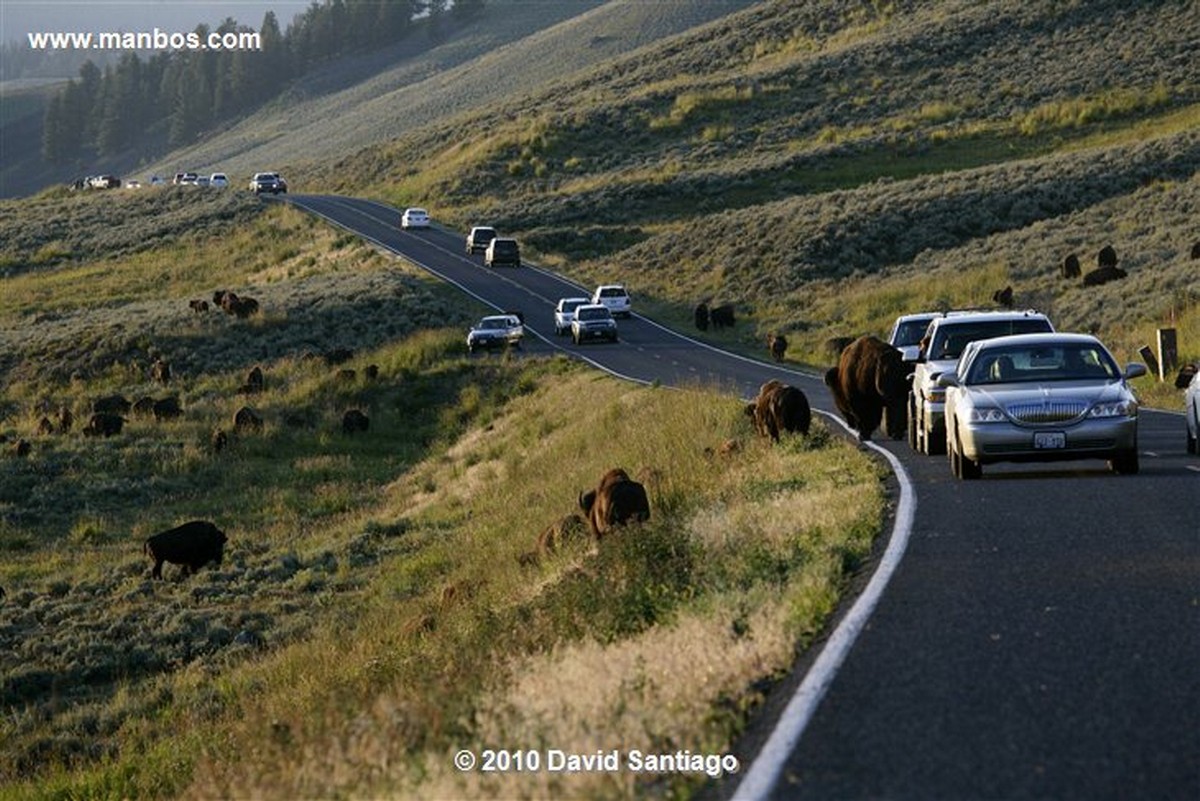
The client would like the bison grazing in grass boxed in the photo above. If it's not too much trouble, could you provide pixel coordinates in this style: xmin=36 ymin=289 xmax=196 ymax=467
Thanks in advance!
xmin=747 ymin=380 xmax=811 ymax=442
xmin=84 ymin=412 xmax=126 ymax=437
xmin=234 ymin=406 xmax=263 ymax=433
xmin=694 ymin=302 xmax=710 ymax=332
xmin=768 ymin=333 xmax=788 ymax=362
xmin=1082 ymin=266 xmax=1127 ymax=287
xmin=238 ymin=366 xmax=265 ymax=395
xmin=709 ymin=303 xmax=736 ymax=330
xmin=578 ymin=468 xmax=651 ymax=539
xmin=189 ymin=299 xmax=210 ymax=313
xmin=992 ymin=286 xmax=1014 ymax=308
xmin=93 ymin=394 xmax=131 ymax=415
xmin=342 ymin=409 xmax=370 ymax=434
xmin=1097 ymin=244 xmax=1119 ymax=268
xmin=144 ymin=520 xmax=228 ymax=580
xmin=152 ymin=396 xmax=182 ymax=421
xmin=824 ymin=335 xmax=909 ymax=441
xmin=1061 ymin=253 xmax=1081 ymax=279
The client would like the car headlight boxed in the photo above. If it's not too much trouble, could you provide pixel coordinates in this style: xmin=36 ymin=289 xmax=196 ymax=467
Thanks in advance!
xmin=967 ymin=407 xmax=1007 ymax=423
xmin=1088 ymin=400 xmax=1137 ymax=418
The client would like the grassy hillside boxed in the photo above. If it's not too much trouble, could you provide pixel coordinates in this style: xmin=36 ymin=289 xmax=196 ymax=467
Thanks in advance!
xmin=317 ymin=0 xmax=1199 ymax=403
xmin=0 ymin=190 xmax=883 ymax=798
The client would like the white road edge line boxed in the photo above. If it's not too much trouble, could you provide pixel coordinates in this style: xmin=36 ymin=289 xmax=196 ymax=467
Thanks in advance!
xmin=732 ymin=417 xmax=917 ymax=801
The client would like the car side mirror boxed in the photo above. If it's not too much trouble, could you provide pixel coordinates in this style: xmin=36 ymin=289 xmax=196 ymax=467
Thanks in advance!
xmin=1124 ymin=363 xmax=1147 ymax=380
xmin=936 ymin=373 xmax=960 ymax=388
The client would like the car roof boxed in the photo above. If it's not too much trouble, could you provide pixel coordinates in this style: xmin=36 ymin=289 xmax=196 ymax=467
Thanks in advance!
xmin=595 ymin=284 xmax=626 ymax=291
xmin=471 ymin=225 xmax=495 ymax=231
xmin=558 ymin=296 xmax=590 ymax=304
xmin=973 ymin=332 xmax=1102 ymax=349
xmin=576 ymin=304 xmax=610 ymax=311
xmin=930 ymin=310 xmax=1049 ymax=327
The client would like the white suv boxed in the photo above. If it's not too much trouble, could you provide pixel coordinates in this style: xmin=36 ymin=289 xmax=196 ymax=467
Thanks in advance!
xmin=592 ymin=284 xmax=632 ymax=319
xmin=910 ymin=310 xmax=1054 ymax=454
xmin=554 ymin=297 xmax=590 ymax=335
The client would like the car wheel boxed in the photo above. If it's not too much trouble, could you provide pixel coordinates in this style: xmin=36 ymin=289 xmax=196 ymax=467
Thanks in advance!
xmin=1109 ymin=449 xmax=1139 ymax=475
xmin=951 ymin=431 xmax=981 ymax=480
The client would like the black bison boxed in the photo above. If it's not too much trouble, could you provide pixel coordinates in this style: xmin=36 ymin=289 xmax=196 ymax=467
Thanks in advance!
xmin=1061 ymin=253 xmax=1081 ymax=279
xmin=57 ymin=406 xmax=74 ymax=433
xmin=746 ymin=379 xmax=811 ymax=442
xmin=234 ymin=406 xmax=263 ymax=433
xmin=37 ymin=417 xmax=54 ymax=436
xmin=152 ymin=396 xmax=182 ymax=421
xmin=83 ymin=412 xmax=126 ymax=437
xmin=824 ymin=335 xmax=909 ymax=441
xmin=1082 ymin=266 xmax=1127 ymax=287
xmin=144 ymin=520 xmax=227 ymax=580
xmin=133 ymin=396 xmax=157 ymax=417
xmin=342 ymin=409 xmax=370 ymax=434
xmin=768 ymin=333 xmax=788 ymax=362
xmin=211 ymin=428 xmax=228 ymax=453
xmin=11 ymin=439 xmax=31 ymax=458
xmin=336 ymin=368 xmax=357 ymax=382
xmin=189 ymin=299 xmax=210 ymax=313
xmin=150 ymin=357 xmax=171 ymax=384
xmin=992 ymin=286 xmax=1014 ymax=308
xmin=93 ymin=394 xmax=131 ymax=415
xmin=694 ymin=302 xmax=710 ymax=332
xmin=1097 ymin=244 xmax=1118 ymax=268
xmin=578 ymin=468 xmax=651 ymax=539
xmin=1191 ymin=242 xmax=1200 ymax=260
xmin=365 ymin=364 xmax=380 ymax=380
xmin=536 ymin=514 xmax=588 ymax=556
xmin=238 ymin=366 xmax=265 ymax=395
xmin=709 ymin=303 xmax=736 ymax=329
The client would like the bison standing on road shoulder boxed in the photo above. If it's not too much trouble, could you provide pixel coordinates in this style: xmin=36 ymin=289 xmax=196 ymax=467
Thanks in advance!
xmin=578 ymin=468 xmax=651 ymax=539
xmin=824 ymin=335 xmax=909 ymax=441
xmin=144 ymin=520 xmax=228 ymax=580
xmin=748 ymin=380 xmax=811 ymax=442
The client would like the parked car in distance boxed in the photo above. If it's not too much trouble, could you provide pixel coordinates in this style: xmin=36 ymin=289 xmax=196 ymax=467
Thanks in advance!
xmin=910 ymin=309 xmax=1054 ymax=454
xmin=88 ymin=175 xmax=121 ymax=189
xmin=125 ymin=180 xmax=142 ymax=189
xmin=1185 ymin=365 xmax=1200 ymax=455
xmin=554 ymin=297 xmax=591 ymax=335
xmin=571 ymin=304 xmax=619 ymax=345
xmin=890 ymin=312 xmax=941 ymax=363
xmin=484 ymin=237 xmax=521 ymax=267
xmin=465 ymin=226 xmax=497 ymax=254
xmin=400 ymin=208 xmax=430 ymax=229
xmin=592 ymin=284 xmax=632 ymax=318
xmin=249 ymin=172 xmax=287 ymax=194
xmin=210 ymin=173 xmax=229 ymax=188
xmin=195 ymin=175 xmax=210 ymax=187
xmin=940 ymin=332 xmax=1144 ymax=478
xmin=174 ymin=172 xmax=198 ymax=185
xmin=466 ymin=314 xmax=524 ymax=353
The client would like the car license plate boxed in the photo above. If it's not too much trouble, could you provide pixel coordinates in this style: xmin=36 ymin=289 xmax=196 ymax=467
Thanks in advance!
xmin=1034 ymin=432 xmax=1066 ymax=449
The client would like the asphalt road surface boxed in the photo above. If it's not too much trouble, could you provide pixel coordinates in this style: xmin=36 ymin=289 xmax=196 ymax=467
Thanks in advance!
xmin=286 ymin=194 xmax=1199 ymax=801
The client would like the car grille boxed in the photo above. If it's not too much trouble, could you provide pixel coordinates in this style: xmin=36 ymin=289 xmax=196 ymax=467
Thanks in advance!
xmin=1005 ymin=400 xmax=1087 ymax=424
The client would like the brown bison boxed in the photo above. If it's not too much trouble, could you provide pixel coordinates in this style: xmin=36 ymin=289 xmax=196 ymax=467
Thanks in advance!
xmin=238 ymin=366 xmax=265 ymax=395
xmin=992 ymin=286 xmax=1013 ymax=308
xmin=824 ymin=336 xmax=855 ymax=359
xmin=1061 ymin=253 xmax=1081 ymax=279
xmin=11 ymin=439 xmax=31 ymax=458
xmin=709 ymin=303 xmax=736 ymax=329
xmin=1097 ymin=244 xmax=1118 ymax=268
xmin=83 ymin=412 xmax=126 ymax=437
xmin=768 ymin=333 xmax=788 ymax=362
xmin=1191 ymin=242 xmax=1200 ymax=260
xmin=189 ymin=299 xmax=210 ymax=313
xmin=578 ymin=468 xmax=651 ymax=539
xmin=152 ymin=396 xmax=182 ymax=421
xmin=342 ymin=409 xmax=370 ymax=434
xmin=1082 ymin=266 xmax=1127 ymax=287
xmin=365 ymin=364 xmax=380 ymax=380
xmin=150 ymin=357 xmax=171 ymax=384
xmin=133 ymin=396 xmax=157 ymax=417
xmin=211 ymin=428 xmax=228 ymax=453
xmin=37 ymin=417 xmax=54 ymax=436
xmin=694 ymin=302 xmax=710 ymax=332
xmin=747 ymin=380 xmax=811 ymax=442
xmin=144 ymin=520 xmax=227 ymax=580
xmin=234 ymin=406 xmax=263 ymax=433
xmin=824 ymin=335 xmax=909 ymax=441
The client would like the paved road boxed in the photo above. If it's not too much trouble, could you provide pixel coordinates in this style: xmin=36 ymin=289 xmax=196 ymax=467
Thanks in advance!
xmin=286 ymin=194 xmax=1200 ymax=801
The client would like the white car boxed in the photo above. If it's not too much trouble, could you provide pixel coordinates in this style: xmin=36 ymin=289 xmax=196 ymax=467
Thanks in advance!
xmin=1185 ymin=364 xmax=1200 ymax=455
xmin=889 ymin=312 xmax=941 ymax=363
xmin=592 ymin=284 xmax=632 ymax=319
xmin=249 ymin=172 xmax=287 ymax=194
xmin=465 ymin=226 xmax=497 ymax=254
xmin=554 ymin=297 xmax=591 ymax=335
xmin=401 ymin=208 xmax=430 ymax=229
xmin=466 ymin=314 xmax=523 ymax=353
xmin=210 ymin=173 xmax=229 ymax=188
xmin=940 ymin=333 xmax=1144 ymax=478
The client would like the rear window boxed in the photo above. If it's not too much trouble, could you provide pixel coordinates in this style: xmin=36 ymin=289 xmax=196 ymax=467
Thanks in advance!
xmin=930 ymin=319 xmax=1052 ymax=360
xmin=599 ymin=287 xmax=628 ymax=298
xmin=892 ymin=318 xmax=934 ymax=348
xmin=492 ymin=240 xmax=518 ymax=254
xmin=562 ymin=299 xmax=586 ymax=313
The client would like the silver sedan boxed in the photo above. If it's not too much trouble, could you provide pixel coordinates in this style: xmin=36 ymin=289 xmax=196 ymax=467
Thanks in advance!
xmin=939 ymin=333 xmax=1146 ymax=479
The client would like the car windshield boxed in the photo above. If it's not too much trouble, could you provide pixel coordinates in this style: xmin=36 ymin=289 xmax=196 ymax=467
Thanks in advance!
xmin=929 ymin=319 xmax=1051 ymax=360
xmin=479 ymin=318 xmax=507 ymax=330
xmin=965 ymin=343 xmax=1120 ymax=384
xmin=893 ymin=318 xmax=933 ymax=347
xmin=577 ymin=307 xmax=611 ymax=322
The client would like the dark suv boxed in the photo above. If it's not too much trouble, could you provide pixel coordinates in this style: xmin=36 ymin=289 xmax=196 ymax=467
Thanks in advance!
xmin=484 ymin=238 xmax=521 ymax=268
